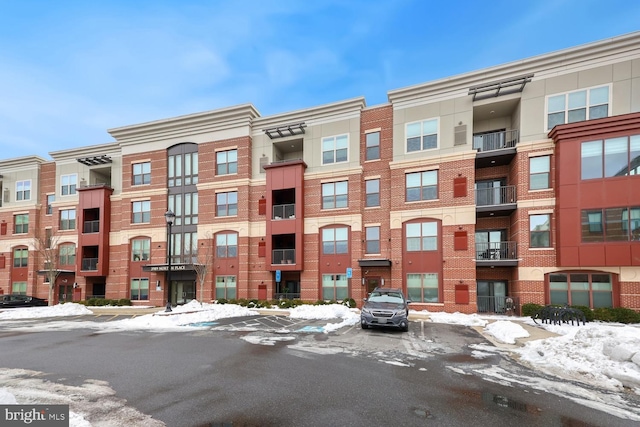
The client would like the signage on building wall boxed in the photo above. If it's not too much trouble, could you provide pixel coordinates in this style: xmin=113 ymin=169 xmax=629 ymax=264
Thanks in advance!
xmin=346 ymin=268 xmax=352 ymax=278
xmin=275 ymin=270 xmax=281 ymax=282
xmin=143 ymin=264 xmax=191 ymax=272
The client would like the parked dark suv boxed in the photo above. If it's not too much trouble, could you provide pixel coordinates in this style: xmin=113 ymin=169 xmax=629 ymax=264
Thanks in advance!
xmin=360 ymin=288 xmax=410 ymax=332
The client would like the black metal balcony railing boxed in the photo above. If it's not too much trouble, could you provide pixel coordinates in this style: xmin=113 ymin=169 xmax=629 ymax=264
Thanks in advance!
xmin=81 ymin=258 xmax=98 ymax=271
xmin=273 ymin=203 xmax=295 ymax=219
xmin=83 ymin=220 xmax=100 ymax=233
xmin=473 ymin=129 xmax=519 ymax=152
xmin=475 ymin=242 xmax=517 ymax=261
xmin=476 ymin=185 xmax=516 ymax=206
xmin=477 ymin=296 xmax=520 ymax=315
xmin=272 ymin=249 xmax=295 ymax=264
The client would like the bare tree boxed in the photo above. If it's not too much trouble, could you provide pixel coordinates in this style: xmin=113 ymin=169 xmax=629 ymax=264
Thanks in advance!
xmin=33 ymin=230 xmax=61 ymax=306
xmin=193 ymin=232 xmax=214 ymax=305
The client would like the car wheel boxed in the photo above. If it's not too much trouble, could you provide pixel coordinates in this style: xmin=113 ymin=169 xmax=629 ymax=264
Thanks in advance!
xmin=361 ymin=320 xmax=369 ymax=329
xmin=400 ymin=321 xmax=409 ymax=332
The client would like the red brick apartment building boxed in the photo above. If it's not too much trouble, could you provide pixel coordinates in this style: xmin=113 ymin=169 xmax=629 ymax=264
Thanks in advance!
xmin=1 ymin=32 xmax=639 ymax=313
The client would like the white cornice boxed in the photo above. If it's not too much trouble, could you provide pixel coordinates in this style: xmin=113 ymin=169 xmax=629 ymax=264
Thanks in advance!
xmin=388 ymin=31 xmax=640 ymax=107
xmin=252 ymin=97 xmax=366 ymax=134
xmin=49 ymin=142 xmax=122 ymax=162
xmin=0 ymin=156 xmax=47 ymax=170
xmin=108 ymin=104 xmax=261 ymax=145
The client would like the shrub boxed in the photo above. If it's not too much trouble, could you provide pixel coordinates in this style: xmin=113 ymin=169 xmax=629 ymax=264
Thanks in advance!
xmin=609 ymin=307 xmax=640 ymax=324
xmin=592 ymin=307 xmax=615 ymax=322
xmin=521 ymin=303 xmax=543 ymax=317
xmin=342 ymin=298 xmax=356 ymax=308
xmin=570 ymin=305 xmax=594 ymax=322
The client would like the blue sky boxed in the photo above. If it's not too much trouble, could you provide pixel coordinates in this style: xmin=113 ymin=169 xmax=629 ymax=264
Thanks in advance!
xmin=1 ymin=0 xmax=638 ymax=160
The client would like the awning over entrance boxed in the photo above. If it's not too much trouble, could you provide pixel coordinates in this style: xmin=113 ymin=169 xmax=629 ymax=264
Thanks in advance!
xmin=357 ymin=258 xmax=392 ymax=267
xmin=142 ymin=263 xmax=196 ymax=272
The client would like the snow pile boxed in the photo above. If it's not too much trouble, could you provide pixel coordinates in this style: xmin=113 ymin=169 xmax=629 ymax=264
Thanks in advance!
xmin=425 ymin=310 xmax=488 ymax=327
xmin=289 ymin=303 xmax=360 ymax=333
xmin=0 ymin=303 xmax=92 ymax=319
xmin=484 ymin=320 xmax=530 ymax=344
xmin=516 ymin=323 xmax=640 ymax=393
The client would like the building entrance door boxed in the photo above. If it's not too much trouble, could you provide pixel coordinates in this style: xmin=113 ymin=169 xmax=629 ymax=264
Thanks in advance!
xmin=58 ymin=283 xmax=73 ymax=303
xmin=365 ymin=277 xmax=381 ymax=294
xmin=171 ymin=280 xmax=196 ymax=305
xmin=477 ymin=281 xmax=507 ymax=313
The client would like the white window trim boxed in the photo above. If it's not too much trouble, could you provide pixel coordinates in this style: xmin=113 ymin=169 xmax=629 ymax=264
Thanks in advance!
xmin=321 ymin=134 xmax=349 ymax=165
xmin=15 ymin=179 xmax=32 ymax=201
xmin=405 ymin=117 xmax=440 ymax=154
xmin=544 ymin=84 xmax=611 ymax=132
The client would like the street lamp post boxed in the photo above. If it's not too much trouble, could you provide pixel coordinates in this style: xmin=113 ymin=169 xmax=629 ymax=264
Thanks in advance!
xmin=164 ymin=210 xmax=176 ymax=312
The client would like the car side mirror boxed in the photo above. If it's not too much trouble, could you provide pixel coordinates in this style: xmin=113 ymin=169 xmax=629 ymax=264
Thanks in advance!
xmin=363 ymin=298 xmax=368 ymax=302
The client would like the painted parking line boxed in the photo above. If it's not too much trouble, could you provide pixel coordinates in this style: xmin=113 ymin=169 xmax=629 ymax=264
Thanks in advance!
xmin=296 ymin=326 xmax=325 ymax=333
xmin=187 ymin=321 xmax=219 ymax=327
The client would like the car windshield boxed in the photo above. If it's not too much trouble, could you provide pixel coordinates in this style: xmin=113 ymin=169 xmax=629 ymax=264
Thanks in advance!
xmin=368 ymin=292 xmax=404 ymax=303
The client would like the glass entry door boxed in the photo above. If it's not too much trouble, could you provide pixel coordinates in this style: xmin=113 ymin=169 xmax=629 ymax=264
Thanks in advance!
xmin=58 ymin=283 xmax=73 ymax=303
xmin=477 ymin=281 xmax=507 ymax=313
xmin=475 ymin=230 xmax=505 ymax=259
xmin=171 ymin=280 xmax=196 ymax=305
xmin=365 ymin=277 xmax=381 ymax=294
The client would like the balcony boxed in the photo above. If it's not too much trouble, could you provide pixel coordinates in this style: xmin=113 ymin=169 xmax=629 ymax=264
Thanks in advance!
xmin=475 ymin=242 xmax=518 ymax=267
xmin=476 ymin=185 xmax=516 ymax=217
xmin=81 ymin=258 xmax=98 ymax=271
xmin=272 ymin=249 xmax=295 ymax=265
xmin=474 ymin=129 xmax=518 ymax=168
xmin=83 ymin=220 xmax=100 ymax=233
xmin=273 ymin=203 xmax=295 ymax=220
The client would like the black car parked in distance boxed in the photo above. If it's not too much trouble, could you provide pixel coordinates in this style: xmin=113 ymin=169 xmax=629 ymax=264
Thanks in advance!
xmin=360 ymin=287 xmax=411 ymax=332
xmin=0 ymin=294 xmax=48 ymax=308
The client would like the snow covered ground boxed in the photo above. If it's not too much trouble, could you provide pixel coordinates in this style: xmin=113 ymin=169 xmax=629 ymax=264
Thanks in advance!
xmin=1 ymin=301 xmax=639 ymax=426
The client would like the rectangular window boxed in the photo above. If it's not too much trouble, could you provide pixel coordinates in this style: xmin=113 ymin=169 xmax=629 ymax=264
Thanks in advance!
xmin=59 ymin=244 xmax=76 ymax=266
xmin=322 ymin=181 xmax=348 ymax=209
xmin=215 ymin=276 xmax=237 ymax=299
xmin=530 ymin=214 xmax=551 ymax=247
xmin=60 ymin=209 xmax=76 ymax=230
xmin=321 ymin=274 xmax=348 ymax=301
xmin=406 ymin=222 xmax=437 ymax=251
xmin=581 ymin=210 xmax=603 ymax=242
xmin=322 ymin=135 xmax=348 ymax=165
xmin=132 ymin=238 xmax=150 ymax=261
xmin=365 ymin=132 xmax=380 ymax=161
xmin=13 ymin=248 xmax=28 ymax=267
xmin=406 ymin=170 xmax=438 ymax=202
xmin=168 ymin=150 xmax=199 ymax=187
xmin=46 ymin=194 xmax=55 ymax=215
xmin=14 ymin=214 xmax=28 ymax=234
xmin=407 ymin=273 xmax=439 ymax=303
xmin=216 ymin=233 xmax=238 ymax=258
xmin=216 ymin=191 xmax=238 ymax=217
xmin=216 ymin=150 xmax=238 ymax=175
xmin=130 ymin=278 xmax=150 ymax=301
xmin=365 ymin=226 xmax=380 ymax=254
xmin=12 ymin=282 xmax=27 ymax=295
xmin=133 ymin=162 xmax=151 ymax=185
xmin=365 ymin=179 xmax=380 ymax=207
xmin=605 ymin=207 xmax=627 ymax=241
xmin=625 ymin=207 xmax=640 ymax=241
xmin=16 ymin=180 xmax=31 ymax=201
xmin=530 ymin=156 xmax=550 ymax=190
xmin=61 ymin=174 xmax=77 ymax=196
xmin=547 ymin=85 xmax=609 ymax=130
xmin=132 ymin=201 xmax=151 ymax=223
xmin=406 ymin=118 xmax=438 ymax=152
xmin=169 ymin=192 xmax=199 ymax=226
xmin=322 ymin=227 xmax=348 ymax=255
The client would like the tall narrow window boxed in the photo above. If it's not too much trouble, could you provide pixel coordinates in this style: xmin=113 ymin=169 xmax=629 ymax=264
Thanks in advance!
xmin=133 ymin=162 xmax=151 ymax=185
xmin=131 ymin=238 xmax=150 ymax=261
xmin=13 ymin=248 xmax=28 ymax=267
xmin=59 ymin=244 xmax=76 ymax=266
xmin=581 ymin=210 xmax=603 ymax=242
xmin=322 ymin=181 xmax=348 ymax=209
xmin=14 ymin=214 xmax=28 ymax=234
xmin=530 ymin=214 xmax=551 ymax=247
xmin=529 ymin=156 xmax=550 ymax=190
xmin=216 ymin=150 xmax=237 ymax=175
xmin=46 ymin=194 xmax=55 ymax=215
xmin=60 ymin=209 xmax=76 ymax=230
xmin=365 ymin=179 xmax=380 ymax=207
xmin=365 ymin=132 xmax=380 ymax=161
xmin=322 ymin=135 xmax=348 ymax=165
xmin=61 ymin=174 xmax=77 ymax=195
xmin=365 ymin=226 xmax=380 ymax=254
